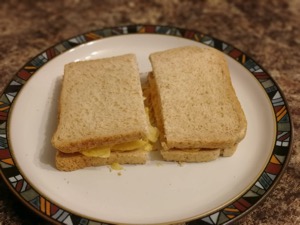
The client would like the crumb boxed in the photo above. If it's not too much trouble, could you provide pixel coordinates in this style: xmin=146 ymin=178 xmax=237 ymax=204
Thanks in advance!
xmin=110 ymin=162 xmax=123 ymax=171
xmin=177 ymin=162 xmax=184 ymax=167
xmin=117 ymin=172 xmax=122 ymax=176
xmin=156 ymin=162 xmax=163 ymax=167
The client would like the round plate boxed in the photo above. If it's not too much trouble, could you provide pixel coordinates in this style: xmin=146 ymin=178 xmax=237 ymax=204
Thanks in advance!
xmin=0 ymin=25 xmax=293 ymax=225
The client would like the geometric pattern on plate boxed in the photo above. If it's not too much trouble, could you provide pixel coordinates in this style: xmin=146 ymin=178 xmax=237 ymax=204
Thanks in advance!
xmin=0 ymin=24 xmax=293 ymax=225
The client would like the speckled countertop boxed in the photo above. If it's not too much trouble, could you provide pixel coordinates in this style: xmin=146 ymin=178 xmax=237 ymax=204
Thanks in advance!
xmin=0 ymin=1 xmax=299 ymax=224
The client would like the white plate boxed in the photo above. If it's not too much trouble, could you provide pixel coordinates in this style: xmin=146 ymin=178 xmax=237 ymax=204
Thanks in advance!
xmin=0 ymin=25 xmax=292 ymax=225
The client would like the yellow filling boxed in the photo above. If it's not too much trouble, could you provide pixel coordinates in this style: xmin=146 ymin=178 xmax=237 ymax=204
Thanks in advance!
xmin=112 ymin=139 xmax=148 ymax=151
xmin=81 ymin=107 xmax=158 ymax=158
xmin=110 ymin=162 xmax=123 ymax=170
xmin=145 ymin=107 xmax=159 ymax=143
xmin=81 ymin=147 xmax=110 ymax=158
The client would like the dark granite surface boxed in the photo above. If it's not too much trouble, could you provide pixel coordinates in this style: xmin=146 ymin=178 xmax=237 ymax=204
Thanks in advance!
xmin=0 ymin=0 xmax=299 ymax=224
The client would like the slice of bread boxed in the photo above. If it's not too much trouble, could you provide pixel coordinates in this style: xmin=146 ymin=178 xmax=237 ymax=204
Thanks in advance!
xmin=56 ymin=149 xmax=148 ymax=171
xmin=149 ymin=46 xmax=247 ymax=150
xmin=51 ymin=54 xmax=149 ymax=153
xmin=160 ymin=145 xmax=238 ymax=162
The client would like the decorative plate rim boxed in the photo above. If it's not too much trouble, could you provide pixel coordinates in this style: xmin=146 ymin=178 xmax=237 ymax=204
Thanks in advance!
xmin=0 ymin=24 xmax=293 ymax=225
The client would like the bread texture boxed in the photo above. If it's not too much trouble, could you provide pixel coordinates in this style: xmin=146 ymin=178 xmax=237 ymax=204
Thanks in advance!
xmin=51 ymin=54 xmax=149 ymax=153
xmin=160 ymin=145 xmax=238 ymax=162
xmin=56 ymin=150 xmax=148 ymax=171
xmin=149 ymin=46 xmax=247 ymax=150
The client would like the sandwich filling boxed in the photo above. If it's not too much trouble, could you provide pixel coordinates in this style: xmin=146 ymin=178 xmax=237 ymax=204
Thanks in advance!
xmin=80 ymin=107 xmax=159 ymax=158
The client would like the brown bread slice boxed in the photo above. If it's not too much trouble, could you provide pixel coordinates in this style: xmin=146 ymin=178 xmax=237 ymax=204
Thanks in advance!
xmin=149 ymin=46 xmax=247 ymax=151
xmin=159 ymin=145 xmax=238 ymax=162
xmin=51 ymin=54 xmax=149 ymax=154
xmin=56 ymin=150 xmax=147 ymax=171
xmin=51 ymin=54 xmax=151 ymax=171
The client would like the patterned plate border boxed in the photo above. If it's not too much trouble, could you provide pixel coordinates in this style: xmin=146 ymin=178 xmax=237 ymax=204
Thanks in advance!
xmin=0 ymin=25 xmax=293 ymax=225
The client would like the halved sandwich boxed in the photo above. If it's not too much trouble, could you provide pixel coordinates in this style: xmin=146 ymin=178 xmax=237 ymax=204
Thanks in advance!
xmin=148 ymin=46 xmax=247 ymax=162
xmin=52 ymin=54 xmax=158 ymax=171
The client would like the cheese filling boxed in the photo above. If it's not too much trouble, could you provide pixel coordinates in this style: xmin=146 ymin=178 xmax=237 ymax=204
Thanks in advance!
xmin=81 ymin=107 xmax=158 ymax=158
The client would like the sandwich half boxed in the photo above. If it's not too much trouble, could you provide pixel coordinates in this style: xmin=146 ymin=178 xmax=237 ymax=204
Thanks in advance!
xmin=148 ymin=46 xmax=247 ymax=162
xmin=52 ymin=54 xmax=157 ymax=171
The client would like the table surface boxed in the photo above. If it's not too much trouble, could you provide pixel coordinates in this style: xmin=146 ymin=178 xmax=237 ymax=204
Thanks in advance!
xmin=0 ymin=1 xmax=299 ymax=224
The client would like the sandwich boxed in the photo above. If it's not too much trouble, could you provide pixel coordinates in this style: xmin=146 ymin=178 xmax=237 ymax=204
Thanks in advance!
xmin=51 ymin=54 xmax=158 ymax=171
xmin=148 ymin=46 xmax=247 ymax=162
